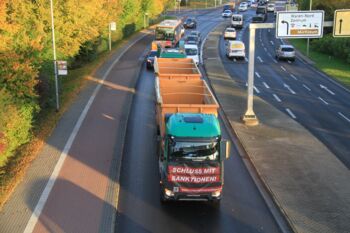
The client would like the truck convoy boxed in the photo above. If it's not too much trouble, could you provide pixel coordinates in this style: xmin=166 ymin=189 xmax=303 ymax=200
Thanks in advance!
xmin=154 ymin=57 xmax=230 ymax=202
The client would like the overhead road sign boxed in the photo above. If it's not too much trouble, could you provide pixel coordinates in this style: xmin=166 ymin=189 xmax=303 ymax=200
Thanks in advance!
xmin=333 ymin=9 xmax=350 ymax=37
xmin=276 ymin=11 xmax=324 ymax=38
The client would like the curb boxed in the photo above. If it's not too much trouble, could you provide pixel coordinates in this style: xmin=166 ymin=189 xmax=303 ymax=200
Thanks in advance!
xmin=109 ymin=36 xmax=153 ymax=233
xmin=95 ymin=31 xmax=153 ymax=233
xmin=202 ymin=22 xmax=293 ymax=233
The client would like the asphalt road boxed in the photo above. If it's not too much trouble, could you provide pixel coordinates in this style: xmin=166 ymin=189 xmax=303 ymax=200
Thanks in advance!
xmin=219 ymin=9 xmax=350 ymax=168
xmin=115 ymin=9 xmax=281 ymax=233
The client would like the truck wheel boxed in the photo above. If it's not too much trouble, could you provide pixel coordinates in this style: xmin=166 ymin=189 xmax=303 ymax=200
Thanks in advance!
xmin=211 ymin=199 xmax=221 ymax=206
xmin=160 ymin=191 xmax=167 ymax=204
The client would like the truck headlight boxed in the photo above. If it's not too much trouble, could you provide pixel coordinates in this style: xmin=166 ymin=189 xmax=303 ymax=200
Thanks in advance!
xmin=212 ymin=190 xmax=221 ymax=197
xmin=164 ymin=188 xmax=174 ymax=197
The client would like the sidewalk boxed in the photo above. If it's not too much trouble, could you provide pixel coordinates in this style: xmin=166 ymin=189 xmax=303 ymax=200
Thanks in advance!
xmin=0 ymin=29 xmax=153 ymax=233
xmin=203 ymin=23 xmax=350 ymax=233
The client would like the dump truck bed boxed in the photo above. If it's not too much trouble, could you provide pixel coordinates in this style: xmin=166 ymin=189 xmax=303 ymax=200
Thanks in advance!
xmin=154 ymin=57 xmax=201 ymax=80
xmin=156 ymin=78 xmax=219 ymax=136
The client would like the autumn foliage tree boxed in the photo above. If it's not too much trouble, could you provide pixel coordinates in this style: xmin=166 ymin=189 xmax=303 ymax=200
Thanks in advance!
xmin=0 ymin=0 xmax=172 ymax=165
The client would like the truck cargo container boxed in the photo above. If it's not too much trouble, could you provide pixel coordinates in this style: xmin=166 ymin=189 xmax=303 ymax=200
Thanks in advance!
xmin=154 ymin=58 xmax=230 ymax=202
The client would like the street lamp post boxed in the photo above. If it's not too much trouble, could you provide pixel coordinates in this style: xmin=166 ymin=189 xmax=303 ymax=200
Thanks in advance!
xmin=108 ymin=23 xmax=112 ymax=51
xmin=144 ymin=13 xmax=149 ymax=29
xmin=306 ymin=0 xmax=312 ymax=56
xmin=50 ymin=0 xmax=59 ymax=111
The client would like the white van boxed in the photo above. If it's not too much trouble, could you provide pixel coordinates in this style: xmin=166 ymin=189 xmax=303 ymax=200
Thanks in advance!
xmin=231 ymin=14 xmax=243 ymax=29
xmin=226 ymin=41 xmax=245 ymax=59
xmin=184 ymin=44 xmax=200 ymax=64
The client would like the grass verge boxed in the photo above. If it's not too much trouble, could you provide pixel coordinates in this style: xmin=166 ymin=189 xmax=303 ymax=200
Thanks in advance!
xmin=289 ymin=39 xmax=350 ymax=89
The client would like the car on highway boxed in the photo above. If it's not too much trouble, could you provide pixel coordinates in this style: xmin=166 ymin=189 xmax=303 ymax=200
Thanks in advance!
xmin=239 ymin=2 xmax=248 ymax=11
xmin=184 ymin=43 xmax=200 ymax=64
xmin=251 ymin=1 xmax=258 ymax=8
xmin=226 ymin=40 xmax=245 ymax=59
xmin=189 ymin=30 xmax=201 ymax=43
xmin=231 ymin=14 xmax=244 ymax=28
xmin=185 ymin=35 xmax=200 ymax=46
xmin=222 ymin=10 xmax=233 ymax=18
xmin=223 ymin=27 xmax=237 ymax=40
xmin=267 ymin=3 xmax=275 ymax=12
xmin=252 ymin=14 xmax=266 ymax=23
xmin=275 ymin=44 xmax=296 ymax=61
xmin=183 ymin=17 xmax=197 ymax=29
xmin=145 ymin=50 xmax=158 ymax=69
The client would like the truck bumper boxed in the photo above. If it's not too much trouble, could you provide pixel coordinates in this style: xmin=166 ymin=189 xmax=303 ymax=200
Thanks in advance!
xmin=161 ymin=187 xmax=222 ymax=202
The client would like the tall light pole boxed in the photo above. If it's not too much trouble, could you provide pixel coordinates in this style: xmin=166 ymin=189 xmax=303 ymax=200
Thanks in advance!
xmin=144 ymin=13 xmax=149 ymax=28
xmin=108 ymin=25 xmax=111 ymax=51
xmin=50 ymin=0 xmax=59 ymax=111
xmin=306 ymin=0 xmax=312 ymax=56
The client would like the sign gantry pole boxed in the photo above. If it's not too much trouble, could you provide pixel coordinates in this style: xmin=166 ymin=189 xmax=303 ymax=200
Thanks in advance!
xmin=242 ymin=24 xmax=259 ymax=126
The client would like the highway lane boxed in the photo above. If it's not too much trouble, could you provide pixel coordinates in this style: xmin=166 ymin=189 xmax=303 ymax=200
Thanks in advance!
xmin=116 ymin=9 xmax=281 ymax=233
xmin=219 ymin=8 xmax=350 ymax=168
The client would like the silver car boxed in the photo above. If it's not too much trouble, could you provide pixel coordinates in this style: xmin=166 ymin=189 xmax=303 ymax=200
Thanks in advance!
xmin=276 ymin=45 xmax=296 ymax=61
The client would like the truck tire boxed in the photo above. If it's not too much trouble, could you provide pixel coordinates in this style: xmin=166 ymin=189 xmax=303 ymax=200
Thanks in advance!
xmin=211 ymin=198 xmax=221 ymax=206
xmin=160 ymin=189 xmax=167 ymax=204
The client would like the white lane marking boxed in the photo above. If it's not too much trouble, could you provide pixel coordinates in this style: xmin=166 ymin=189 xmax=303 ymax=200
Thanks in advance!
xmin=233 ymin=58 xmax=237 ymax=62
xmin=23 ymin=31 xmax=151 ymax=233
xmin=290 ymin=74 xmax=297 ymax=80
xmin=280 ymin=66 xmax=287 ymax=72
xmin=255 ymin=72 xmax=261 ymax=78
xmin=207 ymin=57 xmax=218 ymax=60
xmin=286 ymin=108 xmax=296 ymax=119
xmin=244 ymin=57 xmax=249 ymax=62
xmin=200 ymin=30 xmax=211 ymax=64
xmin=270 ymin=40 xmax=274 ymax=45
xmin=338 ymin=112 xmax=350 ymax=123
xmin=254 ymin=86 xmax=260 ymax=93
xmin=287 ymin=60 xmax=292 ymax=64
xmin=273 ymin=94 xmax=282 ymax=102
xmin=273 ymin=59 xmax=278 ymax=63
xmin=280 ymin=39 xmax=284 ymax=44
xmin=263 ymin=82 xmax=270 ymax=89
xmin=257 ymin=56 xmax=263 ymax=62
xmin=268 ymin=29 xmax=271 ymax=32
xmin=284 ymin=83 xmax=296 ymax=94
xmin=267 ymin=52 xmax=272 ymax=57
xmin=320 ymin=84 xmax=335 ymax=95
xmin=303 ymin=84 xmax=311 ymax=91
xmin=246 ymin=82 xmax=248 ymax=86
xmin=318 ymin=97 xmax=329 ymax=105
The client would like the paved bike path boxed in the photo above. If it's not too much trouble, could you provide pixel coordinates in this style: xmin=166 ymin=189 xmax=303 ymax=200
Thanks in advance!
xmin=0 ymin=30 xmax=153 ymax=233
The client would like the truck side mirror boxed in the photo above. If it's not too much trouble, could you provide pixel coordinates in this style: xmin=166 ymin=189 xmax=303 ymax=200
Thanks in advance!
xmin=220 ymin=140 xmax=231 ymax=160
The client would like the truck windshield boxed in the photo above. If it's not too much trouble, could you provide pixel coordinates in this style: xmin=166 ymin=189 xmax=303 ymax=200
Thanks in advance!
xmin=256 ymin=7 xmax=266 ymax=14
xmin=232 ymin=16 xmax=242 ymax=21
xmin=185 ymin=48 xmax=198 ymax=56
xmin=155 ymin=27 xmax=175 ymax=41
xmin=169 ymin=140 xmax=219 ymax=161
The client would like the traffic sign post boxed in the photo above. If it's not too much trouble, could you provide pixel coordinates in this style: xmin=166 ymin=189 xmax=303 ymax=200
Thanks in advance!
xmin=276 ymin=11 xmax=324 ymax=38
xmin=57 ymin=61 xmax=67 ymax=76
xmin=333 ymin=9 xmax=350 ymax=37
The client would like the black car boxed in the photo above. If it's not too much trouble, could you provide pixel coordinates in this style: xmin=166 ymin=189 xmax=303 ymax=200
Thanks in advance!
xmin=183 ymin=18 xmax=197 ymax=29
xmin=146 ymin=50 xmax=158 ymax=69
xmin=252 ymin=14 xmax=266 ymax=23
xmin=185 ymin=35 xmax=200 ymax=46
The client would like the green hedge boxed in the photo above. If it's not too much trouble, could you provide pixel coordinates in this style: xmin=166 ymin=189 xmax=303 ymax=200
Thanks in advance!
xmin=311 ymin=35 xmax=350 ymax=64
